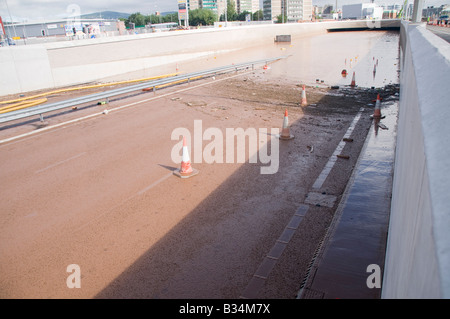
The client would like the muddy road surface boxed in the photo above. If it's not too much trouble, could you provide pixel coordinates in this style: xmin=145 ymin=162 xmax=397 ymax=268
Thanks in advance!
xmin=0 ymin=30 xmax=400 ymax=299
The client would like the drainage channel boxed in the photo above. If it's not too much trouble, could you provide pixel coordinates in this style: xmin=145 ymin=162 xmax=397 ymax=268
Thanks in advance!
xmin=240 ymin=107 xmax=367 ymax=299
xmin=297 ymin=100 xmax=398 ymax=299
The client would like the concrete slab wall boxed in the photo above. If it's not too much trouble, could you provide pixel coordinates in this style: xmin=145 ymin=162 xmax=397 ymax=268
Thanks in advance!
xmin=0 ymin=20 xmax=400 ymax=97
xmin=0 ymin=45 xmax=54 ymax=95
xmin=382 ymin=21 xmax=450 ymax=298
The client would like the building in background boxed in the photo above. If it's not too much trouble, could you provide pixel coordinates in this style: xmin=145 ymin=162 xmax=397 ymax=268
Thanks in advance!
xmin=300 ymin=0 xmax=313 ymax=22
xmin=186 ymin=0 xmax=260 ymax=17
xmin=422 ymin=4 xmax=450 ymax=20
xmin=196 ymin=0 xmax=226 ymax=16
xmin=201 ymin=0 xmax=220 ymax=13
xmin=263 ymin=0 xmax=281 ymax=21
xmin=187 ymin=0 xmax=201 ymax=10
xmin=217 ymin=0 xmax=228 ymax=17
xmin=3 ymin=18 xmax=120 ymax=40
xmin=263 ymin=0 xmax=312 ymax=22
xmin=237 ymin=0 xmax=260 ymax=13
xmin=342 ymin=3 xmax=383 ymax=20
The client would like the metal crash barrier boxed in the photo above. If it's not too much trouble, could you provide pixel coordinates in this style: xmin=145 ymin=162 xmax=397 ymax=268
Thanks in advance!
xmin=0 ymin=56 xmax=289 ymax=125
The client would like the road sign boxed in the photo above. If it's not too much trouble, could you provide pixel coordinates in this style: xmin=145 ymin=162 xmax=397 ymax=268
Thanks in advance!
xmin=178 ymin=0 xmax=188 ymax=26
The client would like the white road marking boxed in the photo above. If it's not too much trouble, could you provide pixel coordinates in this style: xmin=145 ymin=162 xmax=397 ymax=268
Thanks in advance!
xmin=138 ymin=172 xmax=173 ymax=195
xmin=35 ymin=152 xmax=87 ymax=174
xmin=311 ymin=107 xmax=364 ymax=190
xmin=0 ymin=71 xmax=254 ymax=146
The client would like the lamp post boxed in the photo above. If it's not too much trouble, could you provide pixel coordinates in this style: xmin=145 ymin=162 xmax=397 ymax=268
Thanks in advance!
xmin=225 ymin=0 xmax=228 ymax=27
xmin=4 ymin=0 xmax=18 ymax=39
xmin=412 ymin=0 xmax=424 ymax=23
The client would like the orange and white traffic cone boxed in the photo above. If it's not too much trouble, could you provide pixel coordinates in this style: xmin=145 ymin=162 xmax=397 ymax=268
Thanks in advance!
xmin=370 ymin=94 xmax=385 ymax=119
xmin=350 ymin=71 xmax=356 ymax=87
xmin=173 ymin=136 xmax=199 ymax=178
xmin=279 ymin=109 xmax=294 ymax=140
xmin=301 ymin=85 xmax=308 ymax=106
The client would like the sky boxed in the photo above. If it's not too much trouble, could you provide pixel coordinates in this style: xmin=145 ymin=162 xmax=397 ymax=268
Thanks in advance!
xmin=0 ymin=0 xmax=448 ymax=22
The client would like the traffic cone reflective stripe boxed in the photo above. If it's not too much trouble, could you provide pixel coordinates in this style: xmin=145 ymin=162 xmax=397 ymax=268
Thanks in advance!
xmin=373 ymin=94 xmax=382 ymax=118
xmin=174 ymin=136 xmax=199 ymax=178
xmin=283 ymin=110 xmax=289 ymax=127
xmin=370 ymin=94 xmax=385 ymax=120
xmin=301 ymin=85 xmax=308 ymax=106
xmin=279 ymin=109 xmax=294 ymax=140
xmin=180 ymin=140 xmax=193 ymax=174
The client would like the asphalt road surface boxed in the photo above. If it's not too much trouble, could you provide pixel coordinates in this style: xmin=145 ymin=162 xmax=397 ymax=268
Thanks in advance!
xmin=427 ymin=24 xmax=450 ymax=43
xmin=0 ymin=30 xmax=400 ymax=299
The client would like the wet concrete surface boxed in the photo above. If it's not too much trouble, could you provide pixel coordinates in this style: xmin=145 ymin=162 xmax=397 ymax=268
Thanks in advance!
xmin=298 ymin=99 xmax=398 ymax=299
xmin=0 ymin=30 xmax=400 ymax=299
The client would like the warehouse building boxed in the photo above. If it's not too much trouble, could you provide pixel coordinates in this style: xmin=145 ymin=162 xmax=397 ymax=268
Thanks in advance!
xmin=3 ymin=18 xmax=121 ymax=40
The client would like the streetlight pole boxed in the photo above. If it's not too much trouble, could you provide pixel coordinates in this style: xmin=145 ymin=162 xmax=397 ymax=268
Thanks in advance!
xmin=225 ymin=0 xmax=228 ymax=27
xmin=412 ymin=0 xmax=424 ymax=23
xmin=4 ymin=0 xmax=18 ymax=39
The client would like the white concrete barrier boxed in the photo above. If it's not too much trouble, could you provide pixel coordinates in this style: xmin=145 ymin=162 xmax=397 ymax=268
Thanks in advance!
xmin=0 ymin=20 xmax=399 ymax=97
xmin=0 ymin=46 xmax=54 ymax=95
xmin=382 ymin=21 xmax=450 ymax=298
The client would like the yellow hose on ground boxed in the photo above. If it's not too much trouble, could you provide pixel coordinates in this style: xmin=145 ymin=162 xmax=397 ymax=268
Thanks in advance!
xmin=0 ymin=72 xmax=179 ymax=113
xmin=143 ymin=76 xmax=204 ymax=91
xmin=0 ymin=98 xmax=48 ymax=114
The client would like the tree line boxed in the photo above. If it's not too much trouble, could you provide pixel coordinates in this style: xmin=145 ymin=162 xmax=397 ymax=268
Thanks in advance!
xmin=123 ymin=1 xmax=264 ymax=28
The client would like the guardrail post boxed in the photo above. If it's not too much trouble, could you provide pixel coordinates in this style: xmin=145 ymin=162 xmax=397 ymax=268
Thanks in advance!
xmin=0 ymin=56 xmax=289 ymax=125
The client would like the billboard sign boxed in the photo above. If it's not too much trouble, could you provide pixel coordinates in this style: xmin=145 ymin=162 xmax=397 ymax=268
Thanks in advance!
xmin=178 ymin=0 xmax=187 ymax=21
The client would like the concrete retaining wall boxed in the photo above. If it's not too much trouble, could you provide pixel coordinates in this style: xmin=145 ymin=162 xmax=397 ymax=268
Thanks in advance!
xmin=382 ymin=21 xmax=450 ymax=298
xmin=0 ymin=20 xmax=399 ymax=97
xmin=0 ymin=45 xmax=55 ymax=95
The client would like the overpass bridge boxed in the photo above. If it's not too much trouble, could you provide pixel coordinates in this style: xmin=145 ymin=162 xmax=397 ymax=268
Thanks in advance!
xmin=0 ymin=19 xmax=449 ymax=299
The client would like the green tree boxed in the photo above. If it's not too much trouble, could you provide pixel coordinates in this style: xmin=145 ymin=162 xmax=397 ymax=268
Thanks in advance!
xmin=126 ymin=12 xmax=146 ymax=28
xmin=276 ymin=14 xmax=286 ymax=23
xmin=236 ymin=10 xmax=251 ymax=21
xmin=146 ymin=14 xmax=161 ymax=24
xmin=227 ymin=0 xmax=237 ymax=21
xmin=219 ymin=0 xmax=238 ymax=21
xmin=189 ymin=8 xmax=218 ymax=26
xmin=162 ymin=13 xmax=178 ymax=23
xmin=252 ymin=9 xmax=263 ymax=21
